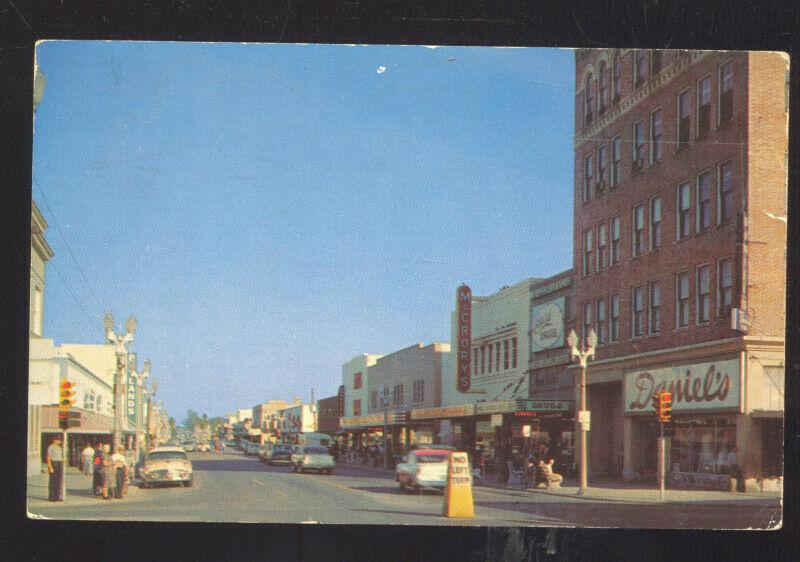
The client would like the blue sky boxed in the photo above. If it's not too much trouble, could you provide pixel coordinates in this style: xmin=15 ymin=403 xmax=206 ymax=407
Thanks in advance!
xmin=33 ymin=41 xmax=575 ymax=419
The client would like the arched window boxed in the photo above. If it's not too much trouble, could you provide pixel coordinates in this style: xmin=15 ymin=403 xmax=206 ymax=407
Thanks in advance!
xmin=598 ymin=62 xmax=607 ymax=114
xmin=584 ymin=73 xmax=594 ymax=126
xmin=612 ymin=53 xmax=621 ymax=102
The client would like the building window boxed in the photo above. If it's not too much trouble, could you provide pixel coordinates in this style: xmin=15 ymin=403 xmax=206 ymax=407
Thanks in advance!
xmin=503 ymin=339 xmax=510 ymax=370
xmin=610 ymin=294 xmax=620 ymax=342
xmin=584 ymin=73 xmax=594 ymax=126
xmin=473 ymin=348 xmax=479 ymax=377
xmin=697 ymin=265 xmax=710 ymax=323
xmin=649 ymin=281 xmax=661 ymax=334
xmin=597 ymin=298 xmax=607 ymax=344
xmin=496 ymin=342 xmax=501 ymax=370
xmin=582 ymin=302 xmax=593 ymax=341
xmin=633 ymin=204 xmax=645 ymax=257
xmin=32 ymin=286 xmax=43 ymax=336
xmin=650 ymin=50 xmax=663 ymax=76
xmin=611 ymin=135 xmax=621 ymax=186
xmin=650 ymin=196 xmax=662 ymax=250
xmin=583 ymin=228 xmax=594 ymax=276
xmin=697 ymin=171 xmax=712 ymax=232
xmin=480 ymin=346 xmax=486 ymax=374
xmin=633 ymin=121 xmax=645 ymax=172
xmin=719 ymin=62 xmax=733 ymax=123
xmin=512 ymin=337 xmax=518 ymax=368
xmin=413 ymin=380 xmax=425 ymax=404
xmin=598 ymin=61 xmax=608 ymax=114
xmin=370 ymin=390 xmax=378 ymax=410
xmin=583 ymin=154 xmax=593 ymax=202
xmin=634 ymin=50 xmax=646 ymax=86
xmin=698 ymin=76 xmax=711 ymax=137
xmin=353 ymin=399 xmax=362 ymax=416
xmin=353 ymin=371 xmax=362 ymax=389
xmin=632 ymin=286 xmax=645 ymax=337
xmin=677 ymin=182 xmax=691 ymax=240
xmin=597 ymin=222 xmax=607 ymax=271
xmin=678 ymin=90 xmax=691 ymax=149
xmin=487 ymin=342 xmax=493 ymax=372
xmin=610 ymin=216 xmax=620 ymax=265
xmin=597 ymin=144 xmax=607 ymax=193
xmin=718 ymin=161 xmax=734 ymax=224
xmin=650 ymin=110 xmax=662 ymax=163
xmin=677 ymin=272 xmax=691 ymax=327
xmin=718 ymin=258 xmax=733 ymax=318
xmin=612 ymin=53 xmax=621 ymax=102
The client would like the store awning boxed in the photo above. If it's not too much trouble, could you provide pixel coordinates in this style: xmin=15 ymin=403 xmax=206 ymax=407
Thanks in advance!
xmin=410 ymin=404 xmax=475 ymax=421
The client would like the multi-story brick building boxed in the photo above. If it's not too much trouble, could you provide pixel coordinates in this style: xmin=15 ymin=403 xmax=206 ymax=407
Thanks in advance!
xmin=573 ymin=49 xmax=787 ymax=488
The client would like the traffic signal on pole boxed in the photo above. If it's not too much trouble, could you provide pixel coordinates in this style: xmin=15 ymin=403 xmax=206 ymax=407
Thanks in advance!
xmin=651 ymin=393 xmax=660 ymax=419
xmin=59 ymin=379 xmax=75 ymax=411
xmin=659 ymin=391 xmax=672 ymax=423
xmin=59 ymin=410 xmax=81 ymax=430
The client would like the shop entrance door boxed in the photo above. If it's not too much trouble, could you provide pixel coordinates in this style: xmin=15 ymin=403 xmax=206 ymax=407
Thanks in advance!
xmin=760 ymin=419 xmax=783 ymax=477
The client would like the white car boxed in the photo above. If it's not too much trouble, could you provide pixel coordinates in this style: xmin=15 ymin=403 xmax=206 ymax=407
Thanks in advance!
xmin=196 ymin=442 xmax=210 ymax=452
xmin=396 ymin=449 xmax=452 ymax=493
xmin=140 ymin=446 xmax=194 ymax=488
xmin=291 ymin=445 xmax=336 ymax=474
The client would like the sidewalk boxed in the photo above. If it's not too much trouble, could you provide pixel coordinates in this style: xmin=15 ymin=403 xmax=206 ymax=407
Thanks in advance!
xmin=27 ymin=466 xmax=142 ymax=512
xmin=335 ymin=461 xmax=780 ymax=507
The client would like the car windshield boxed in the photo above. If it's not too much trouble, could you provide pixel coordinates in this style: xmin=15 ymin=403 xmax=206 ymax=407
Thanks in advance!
xmin=273 ymin=445 xmax=291 ymax=452
xmin=304 ymin=447 xmax=328 ymax=455
xmin=415 ymin=454 xmax=449 ymax=463
xmin=148 ymin=451 xmax=187 ymax=461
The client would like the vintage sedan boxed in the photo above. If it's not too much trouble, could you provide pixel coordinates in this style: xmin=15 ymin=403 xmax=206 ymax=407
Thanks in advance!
xmin=395 ymin=449 xmax=452 ymax=493
xmin=140 ymin=446 xmax=194 ymax=488
xmin=263 ymin=443 xmax=294 ymax=465
xmin=291 ymin=445 xmax=336 ymax=474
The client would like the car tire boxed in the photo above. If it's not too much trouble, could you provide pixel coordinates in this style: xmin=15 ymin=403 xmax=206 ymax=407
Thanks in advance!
xmin=141 ymin=482 xmax=149 ymax=489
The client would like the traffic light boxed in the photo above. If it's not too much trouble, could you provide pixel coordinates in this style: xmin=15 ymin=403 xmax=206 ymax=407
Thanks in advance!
xmin=58 ymin=410 xmax=81 ymax=430
xmin=59 ymin=379 xmax=75 ymax=411
xmin=658 ymin=391 xmax=672 ymax=423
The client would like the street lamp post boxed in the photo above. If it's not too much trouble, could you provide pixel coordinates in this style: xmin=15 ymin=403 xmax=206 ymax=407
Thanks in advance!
xmin=133 ymin=359 xmax=151 ymax=470
xmin=104 ymin=312 xmax=137 ymax=453
xmin=567 ymin=328 xmax=597 ymax=496
xmin=382 ymin=387 xmax=389 ymax=469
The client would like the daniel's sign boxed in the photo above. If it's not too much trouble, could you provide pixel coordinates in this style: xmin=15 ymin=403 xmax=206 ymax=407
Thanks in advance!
xmin=624 ymin=358 xmax=740 ymax=413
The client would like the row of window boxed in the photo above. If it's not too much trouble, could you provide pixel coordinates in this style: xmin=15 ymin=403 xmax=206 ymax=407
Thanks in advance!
xmin=582 ymin=160 xmax=735 ymax=276
xmin=83 ymin=392 xmax=104 ymax=412
xmin=353 ymin=371 xmax=363 ymax=389
xmin=365 ymin=380 xmax=427 ymax=411
xmin=581 ymin=62 xmax=735 ymax=203
xmin=472 ymin=337 xmax=518 ymax=377
xmin=581 ymin=259 xmax=734 ymax=344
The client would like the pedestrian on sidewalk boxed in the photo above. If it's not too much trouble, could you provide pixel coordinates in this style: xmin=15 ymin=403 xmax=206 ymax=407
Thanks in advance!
xmin=92 ymin=444 xmax=103 ymax=495
xmin=111 ymin=447 xmax=127 ymax=499
xmin=100 ymin=443 xmax=113 ymax=500
xmin=81 ymin=443 xmax=95 ymax=477
xmin=45 ymin=436 xmax=64 ymax=502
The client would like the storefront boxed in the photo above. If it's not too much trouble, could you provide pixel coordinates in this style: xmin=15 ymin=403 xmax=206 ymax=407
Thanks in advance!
xmin=623 ymin=356 xmax=743 ymax=490
xmin=39 ymin=405 xmax=122 ymax=468
xmin=410 ymin=404 xmax=474 ymax=450
xmin=338 ymin=414 xmax=388 ymax=451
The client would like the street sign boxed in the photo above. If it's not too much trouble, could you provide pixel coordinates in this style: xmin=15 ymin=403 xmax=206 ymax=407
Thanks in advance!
xmin=442 ymin=451 xmax=475 ymax=518
xmin=515 ymin=399 xmax=573 ymax=412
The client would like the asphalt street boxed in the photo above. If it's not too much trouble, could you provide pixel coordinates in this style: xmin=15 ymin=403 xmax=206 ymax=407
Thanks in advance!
xmin=26 ymin=449 xmax=781 ymax=528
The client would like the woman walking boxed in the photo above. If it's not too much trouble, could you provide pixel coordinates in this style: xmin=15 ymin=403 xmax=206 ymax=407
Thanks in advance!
xmin=92 ymin=444 xmax=103 ymax=495
xmin=100 ymin=444 xmax=114 ymax=500
xmin=111 ymin=447 xmax=127 ymax=499
xmin=81 ymin=443 xmax=95 ymax=477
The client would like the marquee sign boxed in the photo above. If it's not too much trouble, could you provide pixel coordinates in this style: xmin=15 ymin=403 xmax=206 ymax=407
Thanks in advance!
xmin=624 ymin=359 xmax=741 ymax=413
xmin=411 ymin=404 xmax=475 ymax=420
xmin=531 ymin=296 xmax=566 ymax=352
xmin=456 ymin=284 xmax=472 ymax=392
xmin=473 ymin=400 xmax=517 ymax=415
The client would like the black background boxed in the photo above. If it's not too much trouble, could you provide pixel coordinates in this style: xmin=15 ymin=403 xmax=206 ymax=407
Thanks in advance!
xmin=2 ymin=1 xmax=798 ymax=560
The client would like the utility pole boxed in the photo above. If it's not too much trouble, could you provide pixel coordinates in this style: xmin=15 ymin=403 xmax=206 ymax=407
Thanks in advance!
xmin=105 ymin=312 xmax=137 ymax=453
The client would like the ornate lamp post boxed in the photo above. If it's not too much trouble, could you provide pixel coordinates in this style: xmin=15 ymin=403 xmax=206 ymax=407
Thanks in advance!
xmin=567 ymin=327 xmax=597 ymax=496
xmin=104 ymin=312 xmax=137 ymax=453
xmin=133 ymin=359 xmax=151 ymax=468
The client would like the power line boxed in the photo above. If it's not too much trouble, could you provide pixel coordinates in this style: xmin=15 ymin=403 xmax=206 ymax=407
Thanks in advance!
xmin=32 ymin=175 xmax=104 ymax=305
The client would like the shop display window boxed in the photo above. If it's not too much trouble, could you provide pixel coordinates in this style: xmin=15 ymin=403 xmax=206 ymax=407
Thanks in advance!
xmin=670 ymin=418 xmax=737 ymax=474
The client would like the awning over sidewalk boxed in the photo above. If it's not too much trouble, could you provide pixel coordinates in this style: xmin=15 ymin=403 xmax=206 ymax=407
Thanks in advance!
xmin=41 ymin=404 xmax=114 ymax=433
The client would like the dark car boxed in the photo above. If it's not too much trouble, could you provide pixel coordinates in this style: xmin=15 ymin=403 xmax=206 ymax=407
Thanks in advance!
xmin=264 ymin=444 xmax=294 ymax=465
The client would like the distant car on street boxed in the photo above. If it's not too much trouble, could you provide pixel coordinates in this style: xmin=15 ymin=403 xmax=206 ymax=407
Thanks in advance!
xmin=196 ymin=442 xmax=210 ymax=452
xmin=413 ymin=444 xmax=457 ymax=452
xmin=243 ymin=441 xmax=260 ymax=456
xmin=395 ymin=449 xmax=451 ymax=493
xmin=262 ymin=444 xmax=293 ymax=465
xmin=140 ymin=446 xmax=194 ymax=488
xmin=291 ymin=446 xmax=336 ymax=474
xmin=182 ymin=441 xmax=197 ymax=452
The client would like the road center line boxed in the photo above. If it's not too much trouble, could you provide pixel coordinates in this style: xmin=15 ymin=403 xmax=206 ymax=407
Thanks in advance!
xmin=252 ymin=477 xmax=288 ymax=497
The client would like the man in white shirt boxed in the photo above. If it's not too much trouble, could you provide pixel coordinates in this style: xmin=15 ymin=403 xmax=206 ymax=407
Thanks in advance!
xmin=81 ymin=443 xmax=95 ymax=477
xmin=110 ymin=448 xmax=127 ymax=499
xmin=45 ymin=437 xmax=64 ymax=501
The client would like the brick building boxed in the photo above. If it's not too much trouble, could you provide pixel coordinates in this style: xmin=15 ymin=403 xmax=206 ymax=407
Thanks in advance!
xmin=316 ymin=386 xmax=344 ymax=435
xmin=573 ymin=49 xmax=786 ymax=488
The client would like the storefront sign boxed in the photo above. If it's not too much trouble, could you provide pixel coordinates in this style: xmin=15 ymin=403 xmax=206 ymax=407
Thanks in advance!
xmin=530 ymin=296 xmax=566 ymax=352
xmin=515 ymin=399 xmax=573 ymax=412
xmin=411 ymin=404 xmax=475 ymax=420
xmin=442 ymin=452 xmax=475 ymax=518
xmin=339 ymin=414 xmax=386 ymax=428
xmin=474 ymin=400 xmax=516 ymax=414
xmin=456 ymin=284 xmax=472 ymax=392
xmin=624 ymin=359 xmax=740 ymax=413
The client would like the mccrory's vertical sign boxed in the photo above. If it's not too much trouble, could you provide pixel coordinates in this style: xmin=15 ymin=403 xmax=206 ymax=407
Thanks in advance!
xmin=456 ymin=284 xmax=472 ymax=393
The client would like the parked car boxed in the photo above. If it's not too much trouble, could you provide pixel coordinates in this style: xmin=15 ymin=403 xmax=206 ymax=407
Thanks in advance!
xmin=413 ymin=444 xmax=457 ymax=451
xmin=182 ymin=441 xmax=197 ymax=453
xmin=263 ymin=443 xmax=294 ymax=465
xmin=395 ymin=449 xmax=451 ymax=493
xmin=245 ymin=441 xmax=261 ymax=456
xmin=291 ymin=445 xmax=336 ymax=474
xmin=196 ymin=442 xmax=210 ymax=452
xmin=140 ymin=446 xmax=194 ymax=488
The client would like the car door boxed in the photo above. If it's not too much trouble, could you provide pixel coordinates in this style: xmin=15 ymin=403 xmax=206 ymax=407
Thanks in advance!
xmin=396 ymin=454 xmax=412 ymax=483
